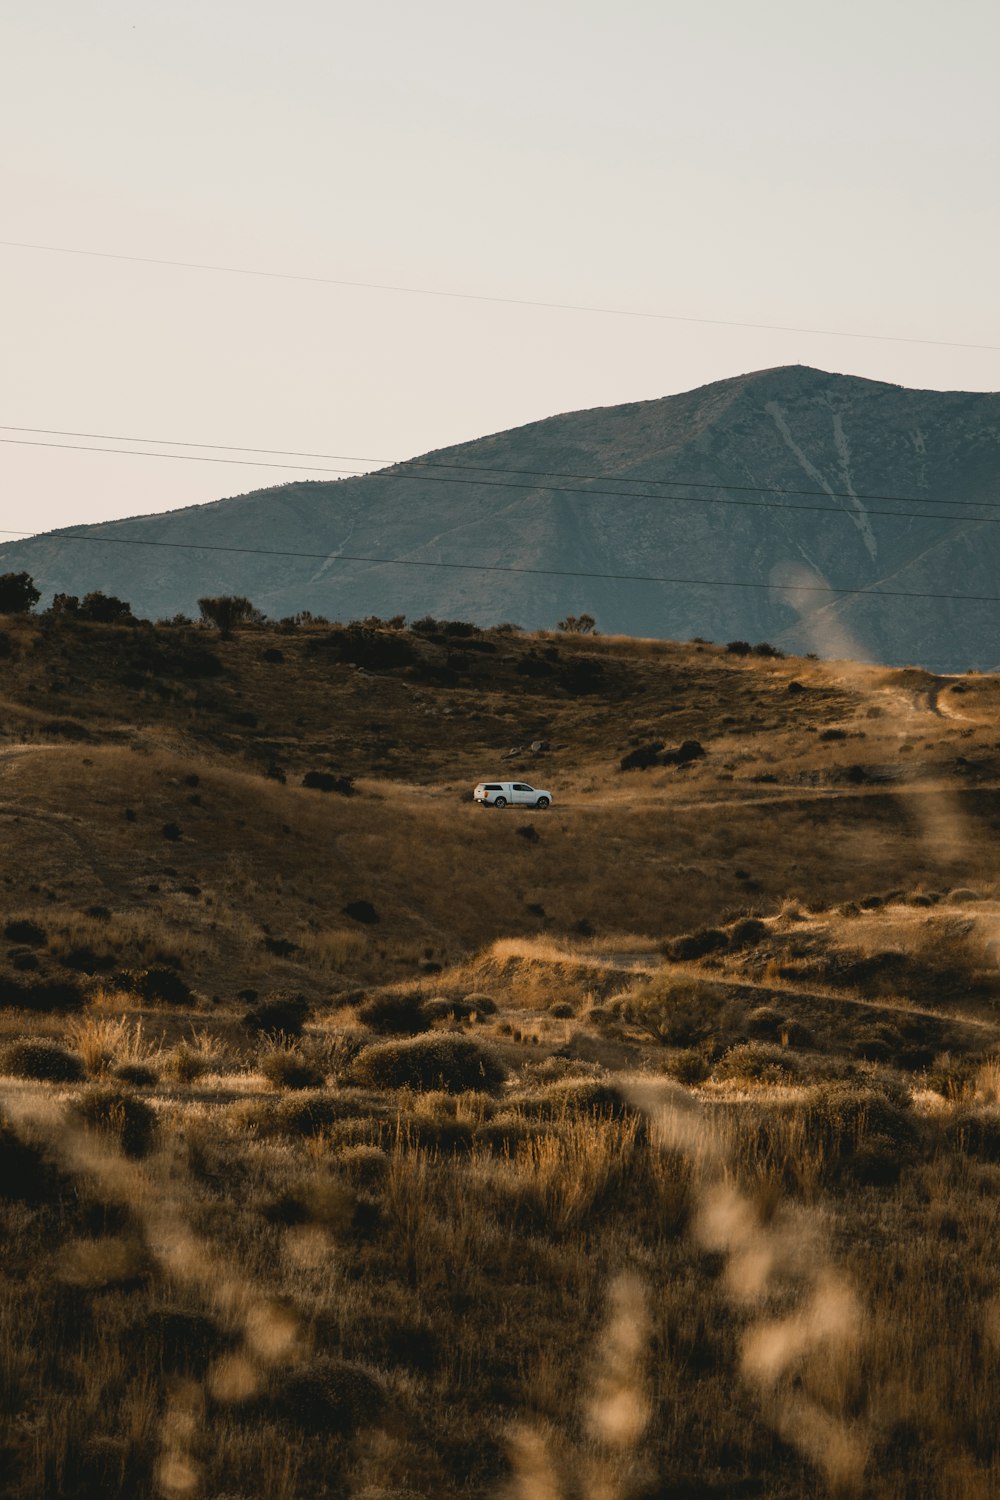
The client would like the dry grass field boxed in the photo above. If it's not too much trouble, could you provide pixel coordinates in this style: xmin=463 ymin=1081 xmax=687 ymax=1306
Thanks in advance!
xmin=3 ymin=612 xmax=1000 ymax=1498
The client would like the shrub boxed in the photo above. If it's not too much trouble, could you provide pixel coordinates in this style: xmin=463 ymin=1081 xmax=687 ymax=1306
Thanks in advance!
xmin=618 ymin=979 xmax=727 ymax=1047
xmin=745 ymin=1006 xmax=783 ymax=1040
xmin=0 ymin=975 xmax=85 ymax=1011
xmin=753 ymin=641 xmax=784 ymax=659
xmin=663 ymin=740 xmax=706 ymax=765
xmin=263 ymin=936 xmax=299 ymax=957
xmin=0 ymin=1115 xmax=59 ymax=1201
xmin=557 ymin=613 xmax=597 ymax=634
xmin=0 ymin=1038 xmax=84 ymax=1082
xmin=123 ymin=967 xmax=194 ymax=1006
xmin=663 ymin=927 xmax=729 ymax=961
xmin=125 ymin=1308 xmax=234 ymax=1375
xmin=259 ymin=1046 xmax=325 ymax=1090
xmin=357 ymin=992 xmax=431 ymax=1036
xmin=350 ymin=1035 xmax=507 ymax=1094
xmin=343 ymin=900 xmax=379 ymax=924
xmin=462 ymin=992 xmax=498 ymax=1015
xmin=667 ymin=1049 xmax=712 ymax=1085
xmin=198 ymin=595 xmax=264 ymax=634
xmin=620 ymin=743 xmax=664 ymax=772
xmin=77 ymin=592 xmax=136 ymax=624
xmin=726 ymin=640 xmax=752 ymax=655
xmin=302 ymin=770 xmax=355 ymax=795
xmin=242 ymin=994 xmax=310 ymax=1036
xmin=73 ymin=1087 xmax=157 ymax=1158
xmin=729 ymin=918 xmax=768 ymax=948
xmin=269 ymin=1358 xmax=388 ymax=1435
xmin=0 ymin=571 xmax=40 ymax=614
xmin=271 ymin=1092 xmax=349 ymax=1136
xmin=3 ymin=918 xmax=47 ymax=945
xmin=115 ymin=1062 xmax=158 ymax=1088
xmin=945 ymin=1112 xmax=1000 ymax=1163
xmin=713 ymin=1042 xmax=799 ymax=1083
xmin=803 ymin=1082 xmax=916 ymax=1162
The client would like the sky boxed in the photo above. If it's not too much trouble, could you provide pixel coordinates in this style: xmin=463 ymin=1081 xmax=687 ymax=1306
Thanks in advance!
xmin=2 ymin=0 xmax=999 ymax=537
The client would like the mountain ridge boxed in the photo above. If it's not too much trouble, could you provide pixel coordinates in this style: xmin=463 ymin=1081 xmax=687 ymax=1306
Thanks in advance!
xmin=3 ymin=364 xmax=999 ymax=670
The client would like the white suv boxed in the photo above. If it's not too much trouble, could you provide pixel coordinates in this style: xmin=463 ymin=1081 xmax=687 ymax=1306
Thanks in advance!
xmin=475 ymin=780 xmax=552 ymax=809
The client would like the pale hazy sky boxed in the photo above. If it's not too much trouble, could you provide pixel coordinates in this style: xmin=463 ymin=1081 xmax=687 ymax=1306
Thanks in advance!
xmin=2 ymin=0 xmax=998 ymax=537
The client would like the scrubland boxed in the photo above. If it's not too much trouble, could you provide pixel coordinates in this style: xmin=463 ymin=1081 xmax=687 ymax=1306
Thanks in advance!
xmin=3 ymin=613 xmax=1000 ymax=1497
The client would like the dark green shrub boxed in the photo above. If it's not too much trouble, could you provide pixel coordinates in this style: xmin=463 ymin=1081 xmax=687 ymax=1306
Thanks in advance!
xmin=77 ymin=591 xmax=136 ymax=624
xmin=517 ymin=1079 xmax=630 ymax=1119
xmin=350 ymin=1035 xmax=507 ymax=1094
xmin=198 ymin=595 xmax=264 ymax=634
xmin=115 ymin=1062 xmax=158 ymax=1088
xmin=620 ymin=743 xmax=664 ymax=772
xmin=263 ymin=936 xmax=299 ymax=957
xmin=804 ymin=1082 xmax=915 ymax=1163
xmin=667 ymin=1049 xmax=712 ymax=1085
xmin=843 ymin=1135 xmax=905 ymax=1187
xmin=619 ymin=980 xmax=727 ymax=1047
xmin=0 ymin=1037 xmax=83 ymax=1082
xmin=302 ymin=770 xmax=355 ymax=795
xmin=945 ymin=1111 xmax=1000 ymax=1162
xmin=664 ymin=928 xmax=729 ymax=961
xmin=74 ymin=1087 xmax=157 ymax=1158
xmin=461 ymin=992 xmax=498 ymax=1015
xmin=713 ymin=1042 xmax=799 ymax=1083
xmin=269 ymin=1358 xmax=388 ymax=1435
xmin=0 ymin=571 xmax=40 ymax=613
xmin=3 ymin=918 xmax=47 ymax=945
xmin=745 ymin=1006 xmax=783 ymax=1040
xmin=357 ymin=992 xmax=431 ymax=1035
xmin=0 ymin=1116 xmax=59 ymax=1202
xmin=271 ymin=1091 xmax=350 ymax=1136
xmin=0 ymin=975 xmax=85 ymax=1011
xmin=259 ymin=1048 xmax=325 ymax=1090
xmin=0 ymin=972 xmax=83 ymax=1008
xmin=726 ymin=640 xmax=752 ymax=655
xmin=242 ymin=994 xmax=310 ymax=1036
xmin=729 ymin=918 xmax=768 ymax=948
xmin=123 ymin=967 xmax=194 ymax=1006
xmin=125 ymin=1308 xmax=234 ymax=1375
xmin=663 ymin=739 xmax=706 ymax=766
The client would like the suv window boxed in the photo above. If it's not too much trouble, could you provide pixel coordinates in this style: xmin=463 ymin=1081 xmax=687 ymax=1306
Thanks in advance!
xmin=484 ymin=784 xmax=503 ymax=791
xmin=512 ymin=783 xmax=532 ymax=792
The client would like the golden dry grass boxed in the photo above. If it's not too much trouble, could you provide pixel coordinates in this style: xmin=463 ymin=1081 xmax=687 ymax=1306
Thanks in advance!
xmin=3 ymin=618 xmax=1000 ymax=1495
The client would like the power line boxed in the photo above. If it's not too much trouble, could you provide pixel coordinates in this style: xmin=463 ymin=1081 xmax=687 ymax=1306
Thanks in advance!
xmin=4 ymin=433 xmax=1000 ymax=530
xmin=4 ymin=422 xmax=1000 ymax=515
xmin=2 ymin=237 xmax=998 ymax=354
xmin=1 ymin=522 xmax=999 ymax=606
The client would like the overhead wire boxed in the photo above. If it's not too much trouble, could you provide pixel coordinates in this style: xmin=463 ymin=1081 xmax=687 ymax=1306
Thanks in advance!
xmin=2 ymin=237 xmax=998 ymax=354
xmin=4 ymin=422 xmax=1000 ymax=514
xmin=3 ymin=432 xmax=1000 ymax=529
xmin=1 ymin=522 xmax=1000 ymax=606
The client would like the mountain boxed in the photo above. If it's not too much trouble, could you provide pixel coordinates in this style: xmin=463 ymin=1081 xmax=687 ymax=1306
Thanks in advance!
xmin=3 ymin=364 xmax=1000 ymax=670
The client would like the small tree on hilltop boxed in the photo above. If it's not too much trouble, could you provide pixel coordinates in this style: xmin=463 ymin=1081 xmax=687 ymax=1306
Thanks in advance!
xmin=557 ymin=613 xmax=597 ymax=634
xmin=0 ymin=572 xmax=40 ymax=614
xmin=78 ymin=592 xmax=136 ymax=624
xmin=198 ymin=595 xmax=265 ymax=636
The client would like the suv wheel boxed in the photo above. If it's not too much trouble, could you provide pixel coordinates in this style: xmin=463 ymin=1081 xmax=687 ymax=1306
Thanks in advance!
xmin=493 ymin=796 xmax=507 ymax=808
xmin=535 ymin=796 xmax=550 ymax=809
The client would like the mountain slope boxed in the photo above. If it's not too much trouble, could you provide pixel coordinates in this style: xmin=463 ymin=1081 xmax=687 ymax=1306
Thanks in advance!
xmin=3 ymin=365 xmax=999 ymax=668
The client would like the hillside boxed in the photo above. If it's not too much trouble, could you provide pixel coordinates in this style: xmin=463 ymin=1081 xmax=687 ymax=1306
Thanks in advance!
xmin=4 ymin=619 xmax=1000 ymax=1497
xmin=3 ymin=365 xmax=1000 ymax=670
